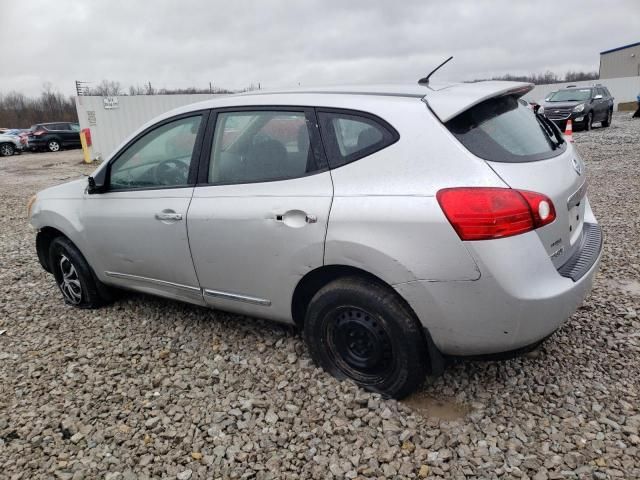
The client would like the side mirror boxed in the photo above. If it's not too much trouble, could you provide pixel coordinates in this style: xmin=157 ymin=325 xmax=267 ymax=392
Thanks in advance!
xmin=593 ymin=94 xmax=603 ymax=100
xmin=87 ymin=167 xmax=107 ymax=194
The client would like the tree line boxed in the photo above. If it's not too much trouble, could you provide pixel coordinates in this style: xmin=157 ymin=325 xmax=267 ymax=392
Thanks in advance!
xmin=0 ymin=85 xmax=78 ymax=129
xmin=0 ymin=80 xmax=254 ymax=128
xmin=471 ymin=70 xmax=599 ymax=85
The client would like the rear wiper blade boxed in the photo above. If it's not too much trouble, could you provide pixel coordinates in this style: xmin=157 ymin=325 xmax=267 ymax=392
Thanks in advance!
xmin=540 ymin=114 xmax=565 ymax=145
xmin=535 ymin=114 xmax=557 ymax=149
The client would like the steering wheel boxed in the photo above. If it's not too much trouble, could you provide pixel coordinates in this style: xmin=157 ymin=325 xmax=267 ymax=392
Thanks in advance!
xmin=153 ymin=159 xmax=189 ymax=186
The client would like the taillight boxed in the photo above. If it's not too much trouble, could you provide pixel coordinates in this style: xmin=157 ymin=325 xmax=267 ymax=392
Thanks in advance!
xmin=436 ymin=187 xmax=556 ymax=241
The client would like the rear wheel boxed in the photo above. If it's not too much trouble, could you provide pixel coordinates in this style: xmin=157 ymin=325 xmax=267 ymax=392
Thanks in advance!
xmin=602 ymin=109 xmax=612 ymax=127
xmin=49 ymin=237 xmax=108 ymax=308
xmin=0 ymin=143 xmax=15 ymax=156
xmin=303 ymin=277 xmax=428 ymax=399
xmin=47 ymin=139 xmax=61 ymax=152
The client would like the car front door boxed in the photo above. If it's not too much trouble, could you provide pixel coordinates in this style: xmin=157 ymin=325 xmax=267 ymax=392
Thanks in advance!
xmin=593 ymin=88 xmax=606 ymax=120
xmin=81 ymin=112 xmax=208 ymax=305
xmin=187 ymin=108 xmax=333 ymax=321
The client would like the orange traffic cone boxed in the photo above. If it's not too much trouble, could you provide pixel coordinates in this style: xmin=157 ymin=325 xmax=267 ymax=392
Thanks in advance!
xmin=564 ymin=120 xmax=574 ymax=143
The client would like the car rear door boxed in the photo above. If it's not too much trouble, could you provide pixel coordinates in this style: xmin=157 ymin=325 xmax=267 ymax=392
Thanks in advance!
xmin=187 ymin=107 xmax=332 ymax=322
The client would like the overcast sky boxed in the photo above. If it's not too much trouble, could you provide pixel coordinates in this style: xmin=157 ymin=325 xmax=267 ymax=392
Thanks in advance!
xmin=2 ymin=0 xmax=639 ymax=97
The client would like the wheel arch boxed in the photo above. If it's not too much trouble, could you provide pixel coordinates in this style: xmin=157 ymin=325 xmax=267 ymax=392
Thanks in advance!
xmin=36 ymin=226 xmax=69 ymax=272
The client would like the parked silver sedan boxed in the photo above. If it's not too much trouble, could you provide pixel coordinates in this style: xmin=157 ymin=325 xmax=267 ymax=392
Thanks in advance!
xmin=28 ymin=82 xmax=603 ymax=398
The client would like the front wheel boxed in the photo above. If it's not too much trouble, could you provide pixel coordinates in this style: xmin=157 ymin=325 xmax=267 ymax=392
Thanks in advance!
xmin=49 ymin=237 xmax=108 ymax=308
xmin=0 ymin=143 xmax=15 ymax=156
xmin=602 ymin=109 xmax=612 ymax=127
xmin=303 ymin=277 xmax=429 ymax=399
xmin=47 ymin=139 xmax=61 ymax=152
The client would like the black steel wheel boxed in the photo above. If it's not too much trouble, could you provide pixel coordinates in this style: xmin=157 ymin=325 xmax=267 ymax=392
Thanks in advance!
xmin=304 ymin=276 xmax=429 ymax=398
xmin=326 ymin=306 xmax=394 ymax=380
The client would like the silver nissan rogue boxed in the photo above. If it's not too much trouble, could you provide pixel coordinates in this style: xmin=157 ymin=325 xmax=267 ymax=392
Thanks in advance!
xmin=28 ymin=81 xmax=603 ymax=398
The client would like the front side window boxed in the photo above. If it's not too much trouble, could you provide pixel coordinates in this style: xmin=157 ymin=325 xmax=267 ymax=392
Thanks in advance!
xmin=208 ymin=111 xmax=322 ymax=184
xmin=317 ymin=111 xmax=398 ymax=168
xmin=109 ymin=115 xmax=202 ymax=190
xmin=446 ymin=95 xmax=565 ymax=163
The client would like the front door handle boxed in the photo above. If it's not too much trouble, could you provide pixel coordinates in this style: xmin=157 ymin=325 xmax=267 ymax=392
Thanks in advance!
xmin=155 ymin=211 xmax=183 ymax=221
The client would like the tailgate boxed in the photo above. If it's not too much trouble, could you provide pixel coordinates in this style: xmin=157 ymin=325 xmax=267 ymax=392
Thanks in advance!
xmin=486 ymin=149 xmax=587 ymax=267
xmin=438 ymin=84 xmax=590 ymax=268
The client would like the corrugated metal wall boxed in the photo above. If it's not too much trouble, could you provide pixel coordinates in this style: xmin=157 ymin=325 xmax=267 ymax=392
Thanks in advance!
xmin=600 ymin=45 xmax=640 ymax=79
xmin=523 ymin=76 xmax=640 ymax=109
xmin=75 ymin=94 xmax=219 ymax=160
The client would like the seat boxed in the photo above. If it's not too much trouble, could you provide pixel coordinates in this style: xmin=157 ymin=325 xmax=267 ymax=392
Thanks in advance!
xmin=243 ymin=138 xmax=288 ymax=182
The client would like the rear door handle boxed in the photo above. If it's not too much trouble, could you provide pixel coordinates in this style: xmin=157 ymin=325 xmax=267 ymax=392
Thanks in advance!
xmin=155 ymin=212 xmax=183 ymax=221
xmin=274 ymin=210 xmax=317 ymax=227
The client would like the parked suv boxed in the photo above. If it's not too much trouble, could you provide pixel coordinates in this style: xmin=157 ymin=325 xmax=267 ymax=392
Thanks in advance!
xmin=539 ymin=85 xmax=614 ymax=131
xmin=27 ymin=122 xmax=81 ymax=152
xmin=28 ymin=82 xmax=602 ymax=398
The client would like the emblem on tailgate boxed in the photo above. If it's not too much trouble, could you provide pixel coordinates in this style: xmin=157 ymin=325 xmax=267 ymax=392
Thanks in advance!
xmin=571 ymin=157 xmax=583 ymax=176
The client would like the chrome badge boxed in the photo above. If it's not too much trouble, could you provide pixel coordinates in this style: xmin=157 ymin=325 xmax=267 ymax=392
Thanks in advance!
xmin=571 ymin=157 xmax=583 ymax=176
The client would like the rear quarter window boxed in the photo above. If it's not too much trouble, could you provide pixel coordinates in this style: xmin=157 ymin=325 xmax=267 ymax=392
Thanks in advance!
xmin=445 ymin=95 xmax=566 ymax=163
xmin=318 ymin=110 xmax=398 ymax=168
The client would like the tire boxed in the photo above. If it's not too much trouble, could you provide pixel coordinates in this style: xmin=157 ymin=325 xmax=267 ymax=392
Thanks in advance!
xmin=303 ymin=276 xmax=428 ymax=399
xmin=602 ymin=109 xmax=612 ymax=128
xmin=584 ymin=112 xmax=593 ymax=131
xmin=47 ymin=139 xmax=61 ymax=152
xmin=0 ymin=143 xmax=15 ymax=156
xmin=49 ymin=237 xmax=108 ymax=308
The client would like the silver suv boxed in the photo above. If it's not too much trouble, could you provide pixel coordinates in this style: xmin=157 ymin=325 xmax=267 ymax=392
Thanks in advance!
xmin=29 ymin=82 xmax=602 ymax=398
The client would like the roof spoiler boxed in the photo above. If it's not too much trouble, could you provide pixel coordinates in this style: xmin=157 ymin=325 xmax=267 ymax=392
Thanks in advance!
xmin=424 ymin=82 xmax=534 ymax=123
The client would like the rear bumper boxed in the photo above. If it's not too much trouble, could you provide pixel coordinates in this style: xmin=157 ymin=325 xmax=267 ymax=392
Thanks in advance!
xmin=395 ymin=223 xmax=602 ymax=356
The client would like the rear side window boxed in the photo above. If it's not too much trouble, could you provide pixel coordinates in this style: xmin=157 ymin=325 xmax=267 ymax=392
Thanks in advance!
xmin=446 ymin=95 xmax=566 ymax=163
xmin=318 ymin=110 xmax=398 ymax=168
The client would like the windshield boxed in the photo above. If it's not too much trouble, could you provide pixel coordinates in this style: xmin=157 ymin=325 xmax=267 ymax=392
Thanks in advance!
xmin=548 ymin=89 xmax=592 ymax=102
xmin=446 ymin=95 xmax=565 ymax=163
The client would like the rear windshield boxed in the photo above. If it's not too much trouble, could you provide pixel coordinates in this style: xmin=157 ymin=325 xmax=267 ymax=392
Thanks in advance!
xmin=445 ymin=95 xmax=566 ymax=163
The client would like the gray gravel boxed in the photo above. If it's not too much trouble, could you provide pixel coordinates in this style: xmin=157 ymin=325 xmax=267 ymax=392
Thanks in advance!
xmin=1 ymin=113 xmax=639 ymax=479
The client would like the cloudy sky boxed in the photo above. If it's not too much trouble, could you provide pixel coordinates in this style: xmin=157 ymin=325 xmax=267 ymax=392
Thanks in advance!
xmin=3 ymin=0 xmax=639 ymax=96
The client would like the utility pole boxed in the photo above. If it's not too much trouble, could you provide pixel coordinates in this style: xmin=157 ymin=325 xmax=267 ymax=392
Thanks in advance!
xmin=209 ymin=81 xmax=212 ymax=93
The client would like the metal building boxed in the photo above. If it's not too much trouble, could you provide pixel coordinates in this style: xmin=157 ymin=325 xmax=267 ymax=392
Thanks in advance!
xmin=599 ymin=41 xmax=640 ymax=79
xmin=75 ymin=94 xmax=220 ymax=161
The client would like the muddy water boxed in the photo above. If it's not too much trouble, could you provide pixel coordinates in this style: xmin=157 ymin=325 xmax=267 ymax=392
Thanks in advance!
xmin=604 ymin=278 xmax=640 ymax=297
xmin=402 ymin=393 xmax=470 ymax=421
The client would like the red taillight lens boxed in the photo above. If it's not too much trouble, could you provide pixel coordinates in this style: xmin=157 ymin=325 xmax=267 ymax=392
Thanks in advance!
xmin=436 ymin=187 xmax=556 ymax=241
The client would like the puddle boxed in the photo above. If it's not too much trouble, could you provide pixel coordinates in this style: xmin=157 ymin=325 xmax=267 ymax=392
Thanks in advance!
xmin=604 ymin=278 xmax=640 ymax=297
xmin=402 ymin=393 xmax=470 ymax=421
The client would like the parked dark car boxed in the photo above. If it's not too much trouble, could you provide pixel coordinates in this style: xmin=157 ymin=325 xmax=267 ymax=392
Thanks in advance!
xmin=27 ymin=122 xmax=81 ymax=152
xmin=539 ymin=85 xmax=614 ymax=131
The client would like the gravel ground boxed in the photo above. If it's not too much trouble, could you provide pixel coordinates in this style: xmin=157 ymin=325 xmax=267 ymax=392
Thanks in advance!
xmin=1 ymin=114 xmax=639 ymax=480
